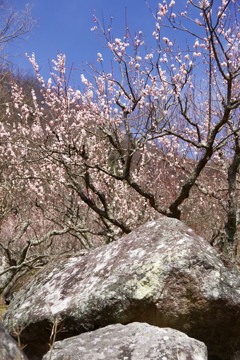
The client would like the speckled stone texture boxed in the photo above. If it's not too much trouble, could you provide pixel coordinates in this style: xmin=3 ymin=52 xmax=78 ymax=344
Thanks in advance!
xmin=3 ymin=217 xmax=240 ymax=360
xmin=0 ymin=320 xmax=28 ymax=360
xmin=42 ymin=322 xmax=208 ymax=360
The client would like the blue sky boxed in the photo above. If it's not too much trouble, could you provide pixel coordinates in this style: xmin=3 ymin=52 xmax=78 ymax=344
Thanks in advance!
xmin=8 ymin=0 xmax=237 ymax=83
xmin=9 ymin=0 xmax=166 ymax=80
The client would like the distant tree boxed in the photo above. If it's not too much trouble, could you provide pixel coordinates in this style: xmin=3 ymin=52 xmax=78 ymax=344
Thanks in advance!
xmin=0 ymin=0 xmax=34 ymax=59
xmin=2 ymin=0 xmax=240 ymax=263
xmin=0 ymin=67 xmax=94 ymax=299
xmin=0 ymin=0 xmax=35 ymax=110
xmin=0 ymin=0 xmax=35 ymax=121
xmin=0 ymin=2 xmax=85 ymax=300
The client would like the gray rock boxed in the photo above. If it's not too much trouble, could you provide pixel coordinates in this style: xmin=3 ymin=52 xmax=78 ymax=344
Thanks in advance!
xmin=3 ymin=217 xmax=240 ymax=359
xmin=0 ymin=256 xmax=8 ymax=290
xmin=43 ymin=322 xmax=208 ymax=360
xmin=0 ymin=320 xmax=27 ymax=360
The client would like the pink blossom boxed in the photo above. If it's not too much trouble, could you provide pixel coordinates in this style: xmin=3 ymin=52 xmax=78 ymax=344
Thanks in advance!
xmin=193 ymin=39 xmax=199 ymax=48
xmin=163 ymin=37 xmax=169 ymax=44
xmin=97 ymin=53 xmax=103 ymax=62
xmin=145 ymin=53 xmax=153 ymax=60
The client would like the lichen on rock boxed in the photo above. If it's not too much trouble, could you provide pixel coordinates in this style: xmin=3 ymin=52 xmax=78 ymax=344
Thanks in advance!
xmin=3 ymin=217 xmax=240 ymax=360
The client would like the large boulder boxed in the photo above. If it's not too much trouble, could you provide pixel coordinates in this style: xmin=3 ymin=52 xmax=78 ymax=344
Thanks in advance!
xmin=3 ymin=217 xmax=240 ymax=360
xmin=0 ymin=320 xmax=28 ymax=360
xmin=0 ymin=256 xmax=8 ymax=293
xmin=42 ymin=322 xmax=208 ymax=360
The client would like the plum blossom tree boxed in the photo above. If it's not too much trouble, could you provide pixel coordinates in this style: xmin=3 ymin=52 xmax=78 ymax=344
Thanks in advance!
xmin=0 ymin=2 xmax=60 ymax=299
xmin=1 ymin=0 xmax=240 ymax=263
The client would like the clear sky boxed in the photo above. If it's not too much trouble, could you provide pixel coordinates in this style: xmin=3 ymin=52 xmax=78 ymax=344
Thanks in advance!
xmin=9 ymin=0 xmax=166 ymax=81
xmin=8 ymin=0 xmax=237 ymax=83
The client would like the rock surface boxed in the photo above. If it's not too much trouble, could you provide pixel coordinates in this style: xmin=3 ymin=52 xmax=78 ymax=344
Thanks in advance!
xmin=42 ymin=322 xmax=208 ymax=360
xmin=3 ymin=217 xmax=240 ymax=360
xmin=0 ymin=256 xmax=8 ymax=292
xmin=0 ymin=320 xmax=28 ymax=360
